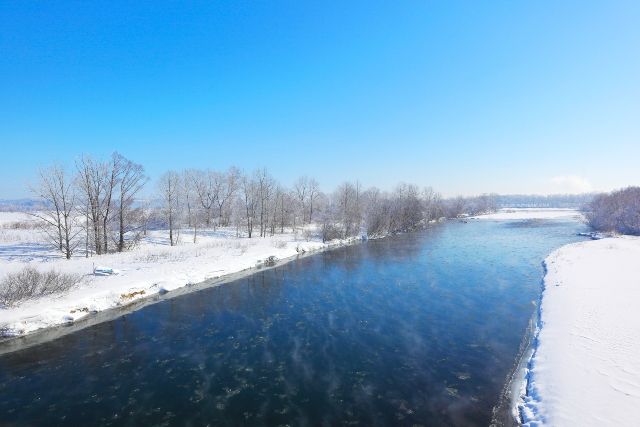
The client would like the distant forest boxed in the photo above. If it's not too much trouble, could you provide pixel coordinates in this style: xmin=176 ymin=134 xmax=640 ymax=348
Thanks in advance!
xmin=495 ymin=193 xmax=595 ymax=209
xmin=1 ymin=193 xmax=595 ymax=212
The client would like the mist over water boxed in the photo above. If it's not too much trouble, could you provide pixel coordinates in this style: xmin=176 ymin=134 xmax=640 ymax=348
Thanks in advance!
xmin=0 ymin=219 xmax=586 ymax=426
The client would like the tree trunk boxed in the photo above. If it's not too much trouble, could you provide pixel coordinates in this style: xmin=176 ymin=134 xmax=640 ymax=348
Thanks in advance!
xmin=56 ymin=210 xmax=63 ymax=252
xmin=169 ymin=211 xmax=174 ymax=246
xmin=103 ymin=215 xmax=109 ymax=254
xmin=85 ymin=211 xmax=89 ymax=257
xmin=118 ymin=197 xmax=125 ymax=252
xmin=93 ymin=217 xmax=101 ymax=255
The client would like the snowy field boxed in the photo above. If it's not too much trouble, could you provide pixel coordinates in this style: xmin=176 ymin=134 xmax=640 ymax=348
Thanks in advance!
xmin=0 ymin=212 xmax=356 ymax=338
xmin=518 ymin=236 xmax=640 ymax=426
xmin=471 ymin=208 xmax=582 ymax=221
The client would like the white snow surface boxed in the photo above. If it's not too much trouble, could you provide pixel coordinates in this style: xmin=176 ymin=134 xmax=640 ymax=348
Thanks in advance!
xmin=519 ymin=236 xmax=640 ymax=426
xmin=471 ymin=208 xmax=582 ymax=221
xmin=0 ymin=212 xmax=356 ymax=337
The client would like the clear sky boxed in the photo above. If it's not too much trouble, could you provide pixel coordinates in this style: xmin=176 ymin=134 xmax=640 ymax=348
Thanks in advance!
xmin=1 ymin=1 xmax=639 ymax=198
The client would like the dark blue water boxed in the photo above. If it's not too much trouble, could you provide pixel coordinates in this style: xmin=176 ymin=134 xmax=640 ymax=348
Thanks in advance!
xmin=0 ymin=219 xmax=586 ymax=426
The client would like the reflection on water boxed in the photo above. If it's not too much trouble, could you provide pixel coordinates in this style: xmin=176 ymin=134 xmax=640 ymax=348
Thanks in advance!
xmin=0 ymin=219 xmax=586 ymax=426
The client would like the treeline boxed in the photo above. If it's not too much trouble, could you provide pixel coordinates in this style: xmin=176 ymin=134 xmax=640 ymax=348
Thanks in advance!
xmin=32 ymin=152 xmax=499 ymax=259
xmin=495 ymin=193 xmax=594 ymax=209
xmin=584 ymin=187 xmax=640 ymax=235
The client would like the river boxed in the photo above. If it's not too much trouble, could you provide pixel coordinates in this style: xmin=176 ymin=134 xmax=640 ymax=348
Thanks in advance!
xmin=0 ymin=218 xmax=586 ymax=426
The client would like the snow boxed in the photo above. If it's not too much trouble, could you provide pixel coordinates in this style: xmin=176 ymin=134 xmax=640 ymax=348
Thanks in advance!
xmin=518 ymin=236 xmax=640 ymax=426
xmin=0 ymin=213 xmax=358 ymax=338
xmin=0 ymin=211 xmax=37 ymax=226
xmin=471 ymin=208 xmax=582 ymax=221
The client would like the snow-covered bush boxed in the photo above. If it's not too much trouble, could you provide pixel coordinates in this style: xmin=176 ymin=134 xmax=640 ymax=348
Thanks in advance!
xmin=0 ymin=267 xmax=81 ymax=307
xmin=272 ymin=240 xmax=287 ymax=249
xmin=320 ymin=221 xmax=342 ymax=243
xmin=1 ymin=221 xmax=39 ymax=230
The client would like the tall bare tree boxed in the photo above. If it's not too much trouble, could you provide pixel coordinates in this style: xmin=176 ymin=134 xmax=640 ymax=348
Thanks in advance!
xmin=308 ymin=178 xmax=320 ymax=223
xmin=216 ymin=166 xmax=240 ymax=227
xmin=193 ymin=169 xmax=217 ymax=227
xmin=101 ymin=154 xmax=120 ymax=253
xmin=240 ymin=173 xmax=257 ymax=238
xmin=158 ymin=171 xmax=182 ymax=246
xmin=114 ymin=153 xmax=147 ymax=252
xmin=76 ymin=155 xmax=104 ymax=255
xmin=256 ymin=169 xmax=275 ymax=237
xmin=294 ymin=176 xmax=309 ymax=225
xmin=182 ymin=169 xmax=199 ymax=242
xmin=32 ymin=165 xmax=80 ymax=259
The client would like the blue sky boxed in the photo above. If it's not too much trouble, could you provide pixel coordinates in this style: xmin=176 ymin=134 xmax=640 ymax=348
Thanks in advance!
xmin=1 ymin=1 xmax=639 ymax=198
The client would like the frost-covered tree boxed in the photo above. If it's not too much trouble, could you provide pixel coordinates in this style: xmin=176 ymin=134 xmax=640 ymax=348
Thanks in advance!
xmin=76 ymin=155 xmax=106 ymax=255
xmin=181 ymin=169 xmax=201 ymax=243
xmin=293 ymin=176 xmax=308 ymax=226
xmin=216 ymin=167 xmax=240 ymax=227
xmin=193 ymin=169 xmax=217 ymax=228
xmin=308 ymin=178 xmax=320 ymax=223
xmin=114 ymin=153 xmax=147 ymax=252
xmin=158 ymin=171 xmax=182 ymax=246
xmin=255 ymin=168 xmax=275 ymax=237
xmin=240 ymin=173 xmax=258 ymax=238
xmin=32 ymin=165 xmax=80 ymax=259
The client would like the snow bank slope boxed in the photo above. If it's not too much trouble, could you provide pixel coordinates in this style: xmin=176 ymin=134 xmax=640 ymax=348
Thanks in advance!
xmin=520 ymin=237 xmax=640 ymax=426
xmin=0 ymin=228 xmax=356 ymax=338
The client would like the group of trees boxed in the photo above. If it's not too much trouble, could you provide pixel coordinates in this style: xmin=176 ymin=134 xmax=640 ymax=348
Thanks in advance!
xmin=34 ymin=154 xmax=640 ymax=257
xmin=158 ymin=168 xmax=307 ymax=244
xmin=584 ymin=187 xmax=640 ymax=235
xmin=33 ymin=153 xmax=500 ymax=259
xmin=157 ymin=171 xmax=496 ymax=244
xmin=33 ymin=153 xmax=147 ymax=259
xmin=441 ymin=194 xmax=498 ymax=219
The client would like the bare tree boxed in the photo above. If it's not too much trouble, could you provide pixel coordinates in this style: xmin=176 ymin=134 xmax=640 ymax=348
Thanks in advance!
xmin=32 ymin=165 xmax=80 ymax=259
xmin=308 ymin=178 xmax=320 ymax=223
xmin=294 ymin=176 xmax=309 ymax=225
xmin=101 ymin=153 xmax=120 ymax=253
xmin=422 ymin=187 xmax=441 ymax=222
xmin=240 ymin=173 xmax=258 ymax=238
xmin=158 ymin=171 xmax=182 ymax=246
xmin=335 ymin=182 xmax=361 ymax=238
xmin=76 ymin=155 xmax=104 ymax=255
xmin=391 ymin=183 xmax=422 ymax=232
xmin=216 ymin=166 xmax=240 ymax=227
xmin=274 ymin=185 xmax=293 ymax=234
xmin=445 ymin=196 xmax=467 ymax=219
xmin=362 ymin=186 xmax=389 ymax=237
xmin=182 ymin=170 xmax=199 ymax=243
xmin=115 ymin=153 xmax=147 ymax=252
xmin=255 ymin=169 xmax=275 ymax=237
xmin=193 ymin=169 xmax=217 ymax=228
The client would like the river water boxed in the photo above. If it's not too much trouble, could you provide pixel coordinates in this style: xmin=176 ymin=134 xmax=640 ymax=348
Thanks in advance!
xmin=0 ymin=219 xmax=586 ymax=426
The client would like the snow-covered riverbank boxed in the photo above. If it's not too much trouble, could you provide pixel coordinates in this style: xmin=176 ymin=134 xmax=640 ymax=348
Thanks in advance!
xmin=0 ymin=212 xmax=358 ymax=339
xmin=518 ymin=236 xmax=640 ymax=426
